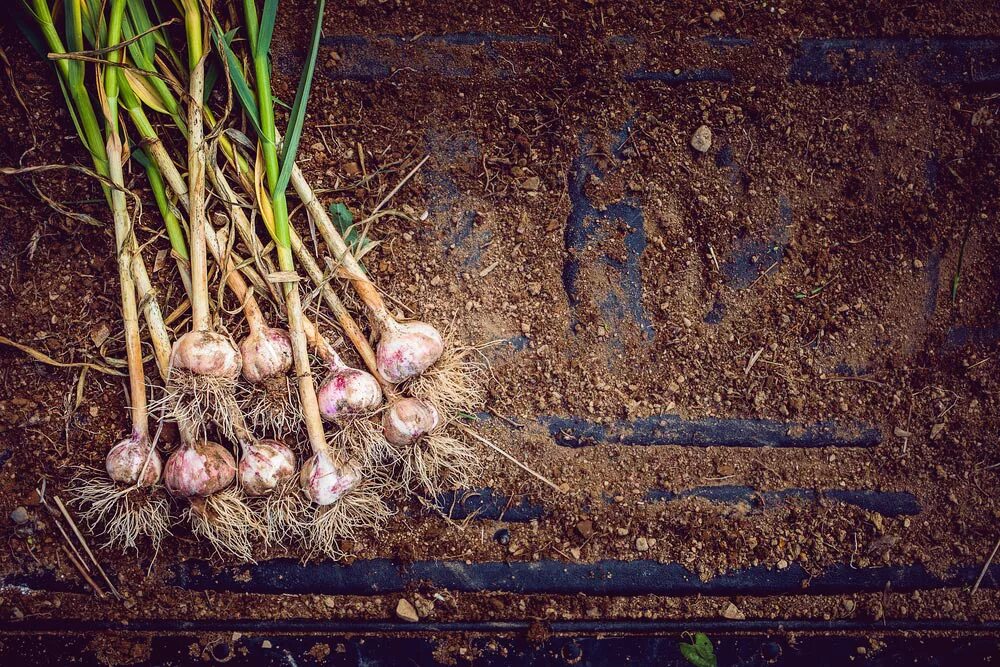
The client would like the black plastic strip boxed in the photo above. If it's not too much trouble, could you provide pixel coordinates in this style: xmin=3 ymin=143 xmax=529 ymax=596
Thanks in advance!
xmin=540 ymin=414 xmax=881 ymax=448
xmin=645 ymin=486 xmax=921 ymax=516
xmin=789 ymin=38 xmax=1000 ymax=86
xmin=2 ymin=618 xmax=1000 ymax=634
xmin=433 ymin=488 xmax=544 ymax=521
xmin=170 ymin=559 xmax=999 ymax=596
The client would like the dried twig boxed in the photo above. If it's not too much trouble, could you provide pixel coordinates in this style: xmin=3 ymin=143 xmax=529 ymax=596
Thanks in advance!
xmin=0 ymin=335 xmax=122 ymax=376
xmin=972 ymin=536 xmax=1000 ymax=595
xmin=60 ymin=545 xmax=106 ymax=599
xmin=458 ymin=424 xmax=562 ymax=493
xmin=369 ymin=154 xmax=429 ymax=217
xmin=54 ymin=496 xmax=120 ymax=598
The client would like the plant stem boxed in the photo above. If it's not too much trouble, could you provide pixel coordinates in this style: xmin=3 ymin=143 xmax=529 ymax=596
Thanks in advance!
xmin=30 ymin=0 xmax=109 ymax=180
xmin=131 ymin=255 xmax=172 ymax=379
xmin=290 ymin=164 xmax=393 ymax=326
xmin=101 ymin=11 xmax=147 ymax=437
xmin=205 ymin=221 xmax=266 ymax=332
xmin=103 ymin=0 xmax=128 ymax=136
xmin=30 ymin=0 xmax=172 ymax=383
xmin=182 ymin=0 xmax=203 ymax=71
xmin=252 ymin=187 xmax=385 ymax=385
xmin=206 ymin=218 xmax=334 ymax=359
xmin=247 ymin=0 xmax=328 ymax=457
xmin=186 ymin=57 xmax=210 ymax=330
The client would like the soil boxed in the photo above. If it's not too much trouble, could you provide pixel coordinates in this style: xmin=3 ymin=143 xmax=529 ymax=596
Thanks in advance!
xmin=1 ymin=0 xmax=1000 ymax=663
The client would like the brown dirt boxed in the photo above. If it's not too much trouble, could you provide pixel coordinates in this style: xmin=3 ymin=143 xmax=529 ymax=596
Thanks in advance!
xmin=1 ymin=0 xmax=1000 ymax=661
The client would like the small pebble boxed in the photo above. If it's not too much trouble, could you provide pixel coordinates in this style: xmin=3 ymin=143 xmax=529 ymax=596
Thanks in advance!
xmin=10 ymin=507 xmax=29 ymax=525
xmin=575 ymin=520 xmax=594 ymax=539
xmin=395 ymin=598 xmax=419 ymax=622
xmin=635 ymin=537 xmax=650 ymax=552
xmin=721 ymin=602 xmax=745 ymax=620
xmin=261 ymin=640 xmax=273 ymax=649
xmin=691 ymin=125 xmax=713 ymax=153
xmin=709 ymin=8 xmax=726 ymax=22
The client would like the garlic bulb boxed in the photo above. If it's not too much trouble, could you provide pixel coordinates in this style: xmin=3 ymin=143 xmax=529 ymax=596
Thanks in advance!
xmin=299 ymin=450 xmax=360 ymax=505
xmin=239 ymin=439 xmax=296 ymax=496
xmin=105 ymin=433 xmax=162 ymax=486
xmin=376 ymin=320 xmax=444 ymax=383
xmin=317 ymin=367 xmax=383 ymax=420
xmin=383 ymin=397 xmax=440 ymax=445
xmin=239 ymin=326 xmax=293 ymax=383
xmin=164 ymin=439 xmax=236 ymax=498
xmin=171 ymin=330 xmax=242 ymax=379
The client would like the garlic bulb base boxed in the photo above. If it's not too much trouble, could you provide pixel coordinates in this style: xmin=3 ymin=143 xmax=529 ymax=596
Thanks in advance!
xmin=239 ymin=326 xmax=293 ymax=383
xmin=383 ymin=397 xmax=440 ymax=445
xmin=318 ymin=367 xmax=383 ymax=420
xmin=106 ymin=434 xmax=162 ymax=487
xmin=239 ymin=439 xmax=296 ymax=496
xmin=299 ymin=451 xmax=360 ymax=506
xmin=164 ymin=439 xmax=236 ymax=498
xmin=171 ymin=330 xmax=242 ymax=379
xmin=376 ymin=320 xmax=444 ymax=383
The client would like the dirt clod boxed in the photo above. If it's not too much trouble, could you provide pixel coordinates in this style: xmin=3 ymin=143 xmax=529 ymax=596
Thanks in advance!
xmin=691 ymin=125 xmax=713 ymax=153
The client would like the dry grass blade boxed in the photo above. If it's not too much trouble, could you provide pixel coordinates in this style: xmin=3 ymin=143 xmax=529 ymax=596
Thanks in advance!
xmin=369 ymin=154 xmax=429 ymax=217
xmin=60 ymin=545 xmax=106 ymax=599
xmin=54 ymin=495 xmax=121 ymax=598
xmin=457 ymin=424 xmax=562 ymax=493
xmin=972 ymin=536 xmax=1000 ymax=595
xmin=0 ymin=335 xmax=123 ymax=376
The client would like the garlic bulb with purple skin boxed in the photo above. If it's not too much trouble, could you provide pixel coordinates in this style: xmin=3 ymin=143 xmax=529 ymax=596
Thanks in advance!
xmin=299 ymin=450 xmax=361 ymax=505
xmin=317 ymin=365 xmax=383 ymax=421
xmin=239 ymin=326 xmax=293 ymax=383
xmin=238 ymin=439 xmax=296 ymax=496
xmin=105 ymin=433 xmax=162 ymax=487
xmin=171 ymin=330 xmax=242 ymax=379
xmin=376 ymin=320 xmax=444 ymax=383
xmin=164 ymin=439 xmax=236 ymax=498
xmin=383 ymin=397 xmax=440 ymax=446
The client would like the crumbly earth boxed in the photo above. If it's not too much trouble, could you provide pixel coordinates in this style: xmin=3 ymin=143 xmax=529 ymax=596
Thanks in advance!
xmin=1 ymin=0 xmax=999 ymax=662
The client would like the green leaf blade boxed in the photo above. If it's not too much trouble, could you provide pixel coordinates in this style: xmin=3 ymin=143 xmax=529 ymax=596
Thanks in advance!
xmin=211 ymin=24 xmax=264 ymax=137
xmin=273 ymin=0 xmax=326 ymax=194
xmin=256 ymin=0 xmax=279 ymax=59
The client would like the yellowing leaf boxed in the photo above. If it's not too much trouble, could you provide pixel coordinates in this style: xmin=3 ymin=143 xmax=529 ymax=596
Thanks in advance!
xmin=254 ymin=145 xmax=276 ymax=236
xmin=122 ymin=68 xmax=170 ymax=115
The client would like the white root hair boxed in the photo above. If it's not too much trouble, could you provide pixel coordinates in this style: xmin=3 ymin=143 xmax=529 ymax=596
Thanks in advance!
xmin=251 ymin=479 xmax=308 ymax=547
xmin=297 ymin=477 xmax=393 ymax=560
xmin=69 ymin=471 xmax=172 ymax=553
xmin=151 ymin=370 xmax=243 ymax=441
xmin=401 ymin=430 xmax=480 ymax=499
xmin=407 ymin=343 xmax=489 ymax=419
xmin=330 ymin=414 xmax=401 ymax=469
xmin=188 ymin=489 xmax=261 ymax=561
xmin=236 ymin=376 xmax=302 ymax=437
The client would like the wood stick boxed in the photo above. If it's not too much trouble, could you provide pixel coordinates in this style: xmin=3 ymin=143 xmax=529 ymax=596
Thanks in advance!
xmin=457 ymin=425 xmax=562 ymax=493
xmin=54 ymin=496 xmax=120 ymax=598
xmin=61 ymin=545 xmax=106 ymax=599
xmin=972 ymin=536 xmax=1000 ymax=595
